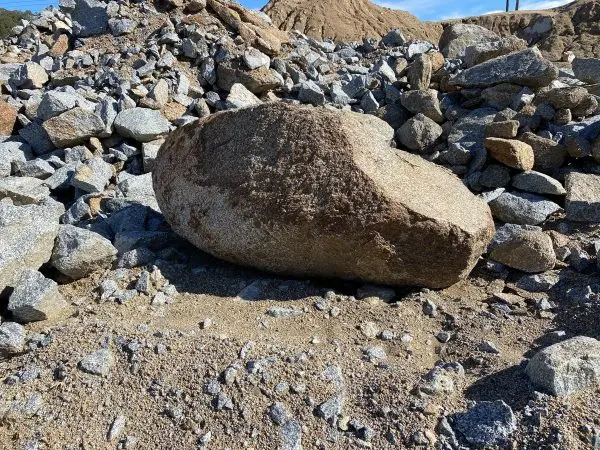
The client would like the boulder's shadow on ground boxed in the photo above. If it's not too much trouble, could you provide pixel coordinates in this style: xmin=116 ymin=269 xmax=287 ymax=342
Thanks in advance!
xmin=155 ymin=243 xmax=419 ymax=302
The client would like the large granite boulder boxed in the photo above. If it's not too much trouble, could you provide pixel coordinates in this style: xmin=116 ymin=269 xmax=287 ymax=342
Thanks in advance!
xmin=153 ymin=103 xmax=495 ymax=288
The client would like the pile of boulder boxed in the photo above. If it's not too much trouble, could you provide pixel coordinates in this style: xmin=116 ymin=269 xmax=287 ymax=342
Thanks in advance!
xmin=1 ymin=0 xmax=600 ymax=423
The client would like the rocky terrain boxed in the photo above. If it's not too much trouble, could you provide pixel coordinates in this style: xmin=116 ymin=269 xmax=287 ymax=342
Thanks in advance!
xmin=457 ymin=0 xmax=600 ymax=61
xmin=2 ymin=0 xmax=600 ymax=449
xmin=263 ymin=0 xmax=600 ymax=61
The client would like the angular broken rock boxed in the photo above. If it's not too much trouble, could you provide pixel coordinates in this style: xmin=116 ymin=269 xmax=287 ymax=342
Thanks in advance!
xmin=113 ymin=108 xmax=170 ymax=143
xmin=78 ymin=348 xmax=113 ymax=376
xmin=153 ymin=103 xmax=495 ymax=288
xmin=0 ymin=201 xmax=62 ymax=292
xmin=50 ymin=225 xmax=118 ymax=280
xmin=488 ymin=224 xmax=556 ymax=273
xmin=453 ymin=400 xmax=516 ymax=447
xmin=0 ymin=101 xmax=17 ymax=135
xmin=450 ymin=49 xmax=558 ymax=89
xmin=484 ymin=138 xmax=534 ymax=170
xmin=71 ymin=157 xmax=114 ymax=193
xmin=0 ymin=322 xmax=25 ymax=356
xmin=439 ymin=23 xmax=500 ymax=60
xmin=526 ymin=336 xmax=600 ymax=396
xmin=8 ymin=269 xmax=68 ymax=323
xmin=565 ymin=173 xmax=600 ymax=223
xmin=396 ymin=113 xmax=442 ymax=152
xmin=42 ymin=107 xmax=105 ymax=147
xmin=572 ymin=57 xmax=600 ymax=84
xmin=489 ymin=192 xmax=561 ymax=225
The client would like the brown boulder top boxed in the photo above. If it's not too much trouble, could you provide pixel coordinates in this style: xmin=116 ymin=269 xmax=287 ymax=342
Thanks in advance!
xmin=153 ymin=103 xmax=494 ymax=288
xmin=262 ymin=0 xmax=442 ymax=43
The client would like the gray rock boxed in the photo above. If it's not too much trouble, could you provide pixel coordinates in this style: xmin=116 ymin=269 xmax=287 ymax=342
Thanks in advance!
xmin=565 ymin=173 xmax=600 ymax=222
xmin=360 ymin=91 xmax=379 ymax=113
xmin=18 ymin=122 xmax=54 ymax=155
xmin=526 ymin=336 xmax=600 ymax=396
xmin=453 ymin=400 xmax=516 ymax=447
xmin=42 ymin=107 xmax=105 ymax=147
xmin=316 ymin=394 xmax=344 ymax=426
xmin=114 ymin=108 xmax=170 ymax=142
xmin=281 ymin=420 xmax=302 ymax=450
xmin=0 ymin=322 xmax=25 ymax=356
xmin=116 ymin=173 xmax=158 ymax=211
xmin=573 ymin=57 xmax=600 ymax=84
xmin=520 ymin=132 xmax=567 ymax=173
xmin=225 ymin=83 xmax=262 ymax=109
xmin=516 ymin=272 xmax=559 ymax=292
xmin=71 ymin=0 xmax=109 ymax=37
xmin=0 ymin=201 xmax=62 ymax=292
xmin=381 ymin=29 xmax=406 ymax=47
xmin=17 ymin=158 xmax=55 ymax=180
xmin=37 ymin=91 xmax=78 ymax=121
xmin=450 ymin=49 xmax=558 ymax=89
xmin=488 ymin=224 xmax=556 ymax=273
xmin=71 ymin=156 xmax=113 ymax=193
xmin=464 ymin=36 xmax=527 ymax=68
xmin=298 ymin=80 xmax=325 ymax=106
xmin=396 ymin=113 xmax=442 ymax=152
xmin=512 ymin=171 xmax=566 ymax=195
xmin=408 ymin=53 xmax=432 ymax=91
xmin=108 ymin=18 xmax=136 ymax=36
xmin=108 ymin=415 xmax=126 ymax=441
xmin=117 ymin=247 xmax=155 ymax=269
xmin=243 ymin=48 xmax=270 ymax=70
xmin=142 ymin=139 xmax=165 ymax=173
xmin=489 ymin=191 xmax=562 ymax=225
xmin=0 ymin=177 xmax=50 ymax=205
xmin=78 ymin=348 xmax=113 ymax=376
xmin=51 ymin=225 xmax=118 ymax=279
xmin=0 ymin=140 xmax=32 ymax=177
xmin=8 ymin=268 xmax=68 ymax=323
xmin=400 ymin=89 xmax=443 ymax=123
xmin=440 ymin=23 xmax=500 ymax=59
xmin=480 ymin=164 xmax=510 ymax=189
xmin=11 ymin=62 xmax=48 ymax=89
xmin=268 ymin=402 xmax=289 ymax=425
xmin=447 ymin=107 xmax=496 ymax=157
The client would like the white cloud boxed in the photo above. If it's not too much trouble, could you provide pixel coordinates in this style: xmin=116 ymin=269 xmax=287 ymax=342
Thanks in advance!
xmin=519 ymin=0 xmax=574 ymax=10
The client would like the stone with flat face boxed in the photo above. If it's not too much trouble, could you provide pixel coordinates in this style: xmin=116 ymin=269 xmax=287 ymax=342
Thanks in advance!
xmin=450 ymin=48 xmax=558 ymax=89
xmin=526 ymin=336 xmax=600 ymax=396
xmin=565 ymin=173 xmax=600 ymax=222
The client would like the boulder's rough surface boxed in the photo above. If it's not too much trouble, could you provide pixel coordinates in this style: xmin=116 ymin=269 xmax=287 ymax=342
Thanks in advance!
xmin=526 ymin=336 xmax=600 ymax=396
xmin=450 ymin=49 xmax=559 ymax=89
xmin=153 ymin=103 xmax=495 ymax=288
xmin=453 ymin=400 xmax=516 ymax=447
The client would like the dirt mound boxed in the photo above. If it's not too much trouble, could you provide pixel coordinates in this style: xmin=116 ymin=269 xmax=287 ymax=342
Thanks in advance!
xmin=262 ymin=0 xmax=442 ymax=43
xmin=447 ymin=0 xmax=600 ymax=60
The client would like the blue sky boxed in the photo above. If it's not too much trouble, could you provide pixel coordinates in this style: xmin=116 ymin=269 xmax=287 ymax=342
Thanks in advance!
xmin=2 ymin=0 xmax=575 ymax=22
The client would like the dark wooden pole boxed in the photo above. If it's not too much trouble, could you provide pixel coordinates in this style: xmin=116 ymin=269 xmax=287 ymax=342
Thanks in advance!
xmin=516 ymin=0 xmax=520 ymax=10
xmin=506 ymin=0 xmax=510 ymax=11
